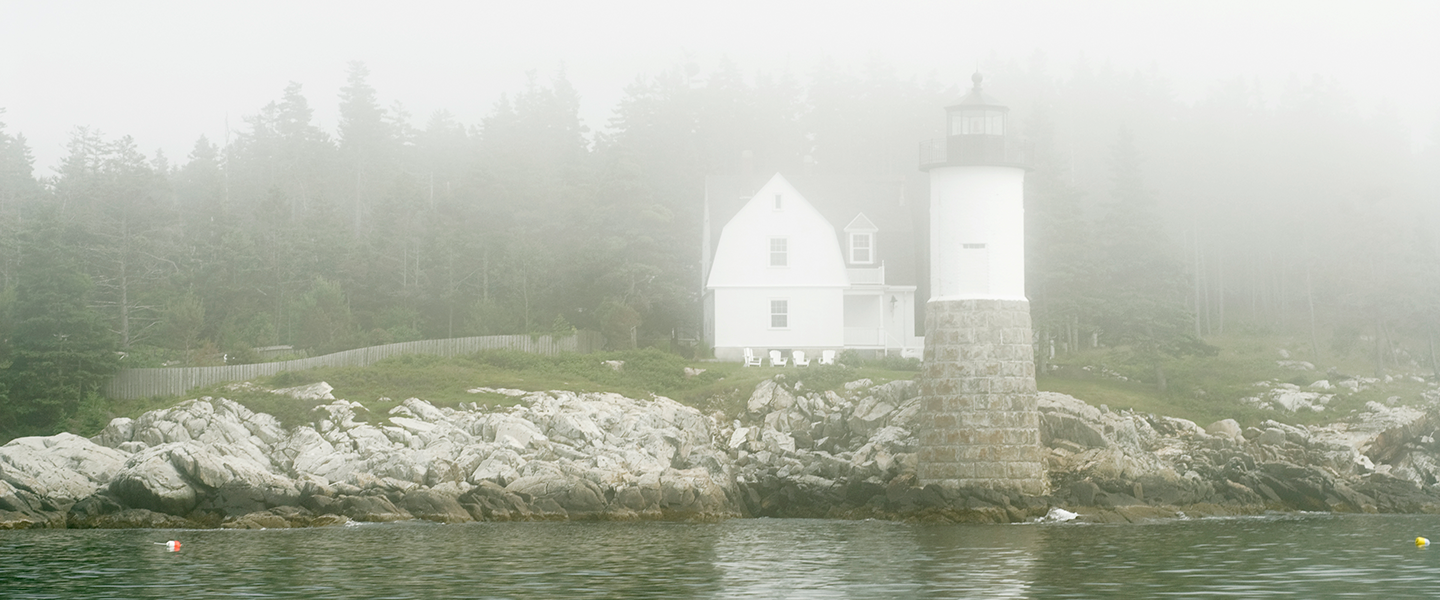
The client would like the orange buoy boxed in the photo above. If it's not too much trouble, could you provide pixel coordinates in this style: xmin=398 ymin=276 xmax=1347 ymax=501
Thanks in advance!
xmin=165 ymin=540 xmax=181 ymax=552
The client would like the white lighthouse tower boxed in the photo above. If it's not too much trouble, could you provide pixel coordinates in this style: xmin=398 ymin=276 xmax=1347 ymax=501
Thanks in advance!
xmin=915 ymin=73 xmax=1045 ymax=495
xmin=927 ymin=72 xmax=1026 ymax=302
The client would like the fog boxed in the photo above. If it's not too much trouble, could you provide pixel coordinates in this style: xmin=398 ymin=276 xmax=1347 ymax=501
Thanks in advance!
xmin=1 ymin=0 xmax=1439 ymax=437
xmin=2 ymin=0 xmax=1438 ymax=173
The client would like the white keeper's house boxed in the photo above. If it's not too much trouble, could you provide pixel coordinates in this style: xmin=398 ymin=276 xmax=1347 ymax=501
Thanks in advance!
xmin=702 ymin=172 xmax=925 ymax=362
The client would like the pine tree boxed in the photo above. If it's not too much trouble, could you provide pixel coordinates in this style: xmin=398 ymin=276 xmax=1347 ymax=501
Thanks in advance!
xmin=1 ymin=212 xmax=120 ymax=436
xmin=1094 ymin=129 xmax=1212 ymax=391
xmin=52 ymin=132 xmax=175 ymax=350
xmin=1026 ymin=104 xmax=1101 ymax=366
xmin=338 ymin=61 xmax=396 ymax=235
xmin=0 ymin=111 xmax=41 ymax=291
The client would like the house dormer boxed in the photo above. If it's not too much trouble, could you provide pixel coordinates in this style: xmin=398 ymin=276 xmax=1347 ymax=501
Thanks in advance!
xmin=843 ymin=213 xmax=878 ymax=265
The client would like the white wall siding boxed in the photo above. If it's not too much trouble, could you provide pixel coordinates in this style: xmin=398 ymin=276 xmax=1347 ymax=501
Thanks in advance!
xmin=707 ymin=173 xmax=920 ymax=361
xmin=929 ymin=165 xmax=1027 ymax=301
xmin=707 ymin=174 xmax=848 ymax=290
xmin=711 ymin=287 xmax=844 ymax=360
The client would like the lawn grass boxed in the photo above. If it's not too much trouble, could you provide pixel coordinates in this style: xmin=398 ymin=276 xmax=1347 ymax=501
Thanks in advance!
xmin=96 ymin=349 xmax=920 ymax=432
xmin=82 ymin=330 xmax=1434 ymax=437
xmin=1037 ymin=373 xmax=1279 ymax=428
xmin=1040 ymin=331 xmax=1439 ymax=429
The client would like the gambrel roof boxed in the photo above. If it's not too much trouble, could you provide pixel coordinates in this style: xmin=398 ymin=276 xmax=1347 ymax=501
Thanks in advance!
xmin=705 ymin=173 xmax=848 ymax=289
xmin=704 ymin=171 xmax=925 ymax=288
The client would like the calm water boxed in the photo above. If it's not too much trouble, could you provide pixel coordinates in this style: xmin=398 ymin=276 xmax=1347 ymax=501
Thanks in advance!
xmin=1 ymin=514 xmax=1436 ymax=598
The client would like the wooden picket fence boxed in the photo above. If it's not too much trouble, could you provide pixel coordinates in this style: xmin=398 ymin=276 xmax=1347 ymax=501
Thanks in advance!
xmin=103 ymin=331 xmax=604 ymax=400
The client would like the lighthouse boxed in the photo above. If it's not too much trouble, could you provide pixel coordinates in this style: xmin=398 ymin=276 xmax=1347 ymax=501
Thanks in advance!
xmin=915 ymin=73 xmax=1045 ymax=495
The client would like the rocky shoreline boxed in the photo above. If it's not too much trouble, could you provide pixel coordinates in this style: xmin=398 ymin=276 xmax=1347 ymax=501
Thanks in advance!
xmin=4 ymin=376 xmax=1440 ymax=529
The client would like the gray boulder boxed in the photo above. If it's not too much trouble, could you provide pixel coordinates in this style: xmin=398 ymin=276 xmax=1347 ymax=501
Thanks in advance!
xmin=747 ymin=380 xmax=796 ymax=414
xmin=334 ymin=494 xmax=412 ymax=522
xmin=108 ymin=441 xmax=296 ymax=517
xmin=506 ymin=469 xmax=605 ymax=517
xmin=1041 ymin=412 xmax=1109 ymax=449
xmin=1 ymin=432 xmax=129 ymax=504
xmin=108 ymin=445 xmax=200 ymax=515
xmin=1206 ymin=419 xmax=1243 ymax=441
xmin=399 ymin=488 xmax=473 ymax=523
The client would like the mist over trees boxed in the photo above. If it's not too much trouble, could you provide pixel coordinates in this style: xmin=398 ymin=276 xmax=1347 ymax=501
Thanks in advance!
xmin=0 ymin=57 xmax=1435 ymax=436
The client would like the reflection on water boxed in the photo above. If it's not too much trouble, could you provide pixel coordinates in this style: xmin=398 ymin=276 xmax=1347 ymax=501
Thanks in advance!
xmin=1025 ymin=513 xmax=1439 ymax=598
xmin=713 ymin=519 xmax=926 ymax=598
xmin=2 ymin=514 xmax=1438 ymax=598
xmin=913 ymin=524 xmax=1039 ymax=598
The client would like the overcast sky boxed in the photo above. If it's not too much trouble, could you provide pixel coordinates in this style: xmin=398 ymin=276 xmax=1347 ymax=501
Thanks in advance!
xmin=2 ymin=0 xmax=1437 ymax=176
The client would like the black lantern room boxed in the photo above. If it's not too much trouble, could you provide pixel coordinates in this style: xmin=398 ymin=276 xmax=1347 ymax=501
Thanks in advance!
xmin=920 ymin=72 xmax=1017 ymax=169
xmin=945 ymin=72 xmax=1008 ymax=164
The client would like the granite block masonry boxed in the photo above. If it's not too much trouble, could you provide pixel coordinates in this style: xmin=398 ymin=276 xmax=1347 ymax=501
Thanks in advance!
xmin=917 ymin=299 xmax=1046 ymax=495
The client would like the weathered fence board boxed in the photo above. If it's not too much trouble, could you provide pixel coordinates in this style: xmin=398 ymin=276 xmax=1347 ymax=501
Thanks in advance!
xmin=104 ymin=331 xmax=603 ymax=400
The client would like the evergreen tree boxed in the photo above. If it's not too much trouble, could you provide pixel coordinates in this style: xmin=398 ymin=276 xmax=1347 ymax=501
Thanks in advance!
xmin=294 ymin=276 xmax=354 ymax=353
xmin=1 ymin=212 xmax=119 ymax=436
xmin=471 ymin=70 xmax=592 ymax=333
xmin=1025 ymin=104 xmax=1100 ymax=367
xmin=0 ymin=111 xmax=40 ymax=291
xmin=1093 ymin=129 xmax=1212 ymax=390
xmin=338 ymin=61 xmax=396 ymax=235
xmin=52 ymin=132 xmax=176 ymax=350
xmin=228 ymin=82 xmax=336 ymax=217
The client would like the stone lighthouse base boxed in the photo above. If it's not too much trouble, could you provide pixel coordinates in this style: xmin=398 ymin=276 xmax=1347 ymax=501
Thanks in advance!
xmin=916 ymin=299 xmax=1046 ymax=495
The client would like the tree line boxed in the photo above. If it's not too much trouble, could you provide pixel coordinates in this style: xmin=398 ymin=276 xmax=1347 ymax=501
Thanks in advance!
xmin=0 ymin=58 xmax=1435 ymax=437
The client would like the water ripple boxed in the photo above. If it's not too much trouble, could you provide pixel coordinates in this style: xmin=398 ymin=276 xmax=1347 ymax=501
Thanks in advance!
xmin=2 ymin=514 xmax=1439 ymax=598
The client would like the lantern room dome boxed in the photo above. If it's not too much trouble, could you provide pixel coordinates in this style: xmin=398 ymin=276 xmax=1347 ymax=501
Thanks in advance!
xmin=947 ymin=72 xmax=1008 ymax=112
xmin=918 ymin=71 xmax=1026 ymax=170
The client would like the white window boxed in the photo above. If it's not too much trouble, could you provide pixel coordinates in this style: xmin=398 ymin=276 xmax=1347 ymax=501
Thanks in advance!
xmin=850 ymin=232 xmax=873 ymax=264
xmin=769 ymin=238 xmax=787 ymax=267
xmin=770 ymin=299 xmax=788 ymax=328
xmin=964 ymin=113 xmax=986 ymax=135
xmin=986 ymin=112 xmax=1005 ymax=135
xmin=953 ymin=110 xmax=1005 ymax=135
xmin=773 ymin=193 xmax=783 ymax=210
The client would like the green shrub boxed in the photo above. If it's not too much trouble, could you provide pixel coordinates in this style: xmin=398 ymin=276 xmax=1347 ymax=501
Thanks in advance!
xmin=835 ymin=350 xmax=921 ymax=372
xmin=791 ymin=364 xmax=859 ymax=392
xmin=269 ymin=370 xmax=320 ymax=387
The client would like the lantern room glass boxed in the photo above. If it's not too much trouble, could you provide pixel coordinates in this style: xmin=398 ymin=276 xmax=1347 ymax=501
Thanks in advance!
xmin=949 ymin=109 xmax=1005 ymax=136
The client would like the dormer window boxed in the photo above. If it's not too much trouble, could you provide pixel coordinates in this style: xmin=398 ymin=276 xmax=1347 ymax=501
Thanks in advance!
xmin=843 ymin=212 xmax=879 ymax=266
xmin=773 ymin=194 xmax=783 ymax=210
xmin=769 ymin=237 xmax=788 ymax=267
xmin=850 ymin=232 xmax=873 ymax=264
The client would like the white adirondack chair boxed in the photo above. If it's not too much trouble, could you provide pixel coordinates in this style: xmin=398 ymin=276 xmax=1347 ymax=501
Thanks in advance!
xmin=768 ymin=350 xmax=788 ymax=367
xmin=818 ymin=350 xmax=836 ymax=365
xmin=792 ymin=350 xmax=811 ymax=367
xmin=743 ymin=348 xmax=762 ymax=367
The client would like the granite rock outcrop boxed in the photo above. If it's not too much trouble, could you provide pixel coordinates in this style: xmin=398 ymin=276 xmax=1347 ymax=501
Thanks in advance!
xmin=3 ymin=375 xmax=1440 ymax=528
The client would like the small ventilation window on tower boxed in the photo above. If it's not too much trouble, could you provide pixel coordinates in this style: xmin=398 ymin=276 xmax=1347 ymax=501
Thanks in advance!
xmin=770 ymin=238 xmax=788 ymax=267
xmin=770 ymin=299 xmax=788 ymax=328
xmin=963 ymin=243 xmax=986 ymax=249
xmin=774 ymin=193 xmax=783 ymax=210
